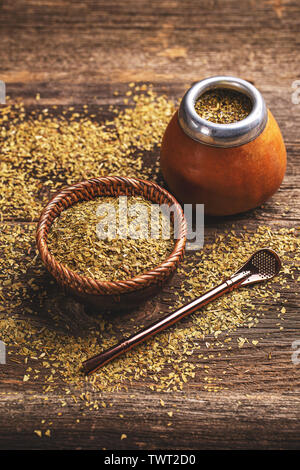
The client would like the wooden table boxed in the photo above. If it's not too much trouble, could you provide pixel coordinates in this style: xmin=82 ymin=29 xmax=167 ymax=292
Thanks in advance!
xmin=0 ymin=0 xmax=299 ymax=450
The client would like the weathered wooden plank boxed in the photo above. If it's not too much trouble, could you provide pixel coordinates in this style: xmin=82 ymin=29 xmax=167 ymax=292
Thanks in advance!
xmin=0 ymin=1 xmax=300 ymax=88
xmin=0 ymin=390 xmax=300 ymax=450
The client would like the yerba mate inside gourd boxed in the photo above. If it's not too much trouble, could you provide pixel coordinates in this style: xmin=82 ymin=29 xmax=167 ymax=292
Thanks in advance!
xmin=194 ymin=88 xmax=252 ymax=124
xmin=47 ymin=196 xmax=175 ymax=281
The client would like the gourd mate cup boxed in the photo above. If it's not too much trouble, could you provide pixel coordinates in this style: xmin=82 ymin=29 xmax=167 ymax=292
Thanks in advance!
xmin=160 ymin=76 xmax=287 ymax=216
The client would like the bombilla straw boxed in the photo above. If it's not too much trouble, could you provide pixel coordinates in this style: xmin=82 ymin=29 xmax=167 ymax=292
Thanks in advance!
xmin=82 ymin=248 xmax=281 ymax=376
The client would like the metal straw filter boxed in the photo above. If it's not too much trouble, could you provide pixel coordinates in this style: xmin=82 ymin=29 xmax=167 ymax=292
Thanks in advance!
xmin=82 ymin=248 xmax=281 ymax=376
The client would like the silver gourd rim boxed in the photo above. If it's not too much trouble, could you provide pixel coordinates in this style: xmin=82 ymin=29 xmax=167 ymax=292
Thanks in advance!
xmin=178 ymin=76 xmax=268 ymax=148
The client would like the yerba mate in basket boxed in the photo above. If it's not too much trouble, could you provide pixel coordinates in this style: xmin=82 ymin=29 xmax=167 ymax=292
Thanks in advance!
xmin=36 ymin=177 xmax=187 ymax=310
xmin=47 ymin=195 xmax=176 ymax=282
xmin=160 ymin=76 xmax=286 ymax=216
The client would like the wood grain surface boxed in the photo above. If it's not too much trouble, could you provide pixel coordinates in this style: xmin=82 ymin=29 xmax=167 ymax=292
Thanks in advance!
xmin=0 ymin=0 xmax=299 ymax=450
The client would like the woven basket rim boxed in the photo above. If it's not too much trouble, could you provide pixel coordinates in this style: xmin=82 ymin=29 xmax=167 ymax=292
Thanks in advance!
xmin=36 ymin=176 xmax=187 ymax=296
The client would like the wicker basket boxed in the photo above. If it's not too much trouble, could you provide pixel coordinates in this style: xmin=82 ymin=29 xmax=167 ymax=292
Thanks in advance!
xmin=36 ymin=176 xmax=187 ymax=309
